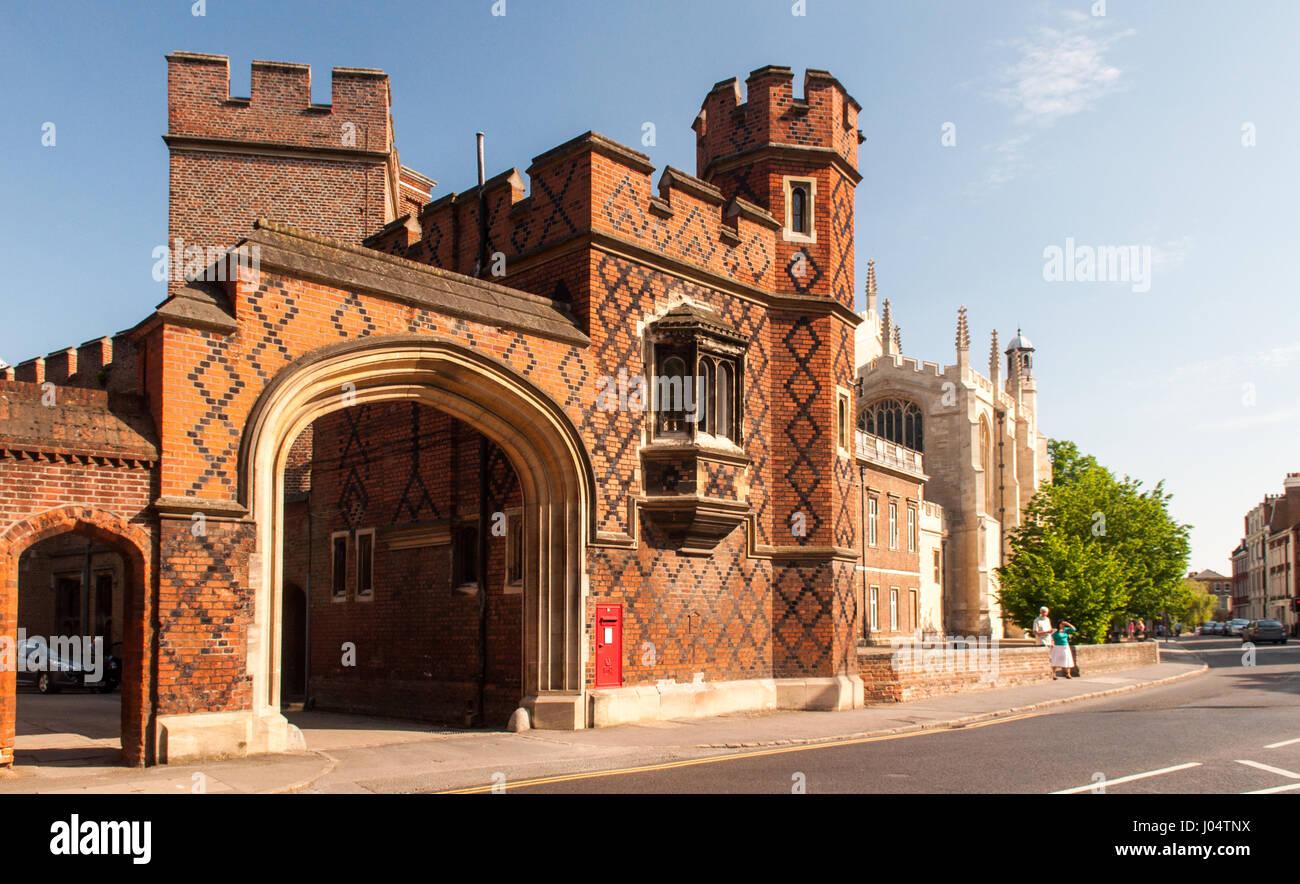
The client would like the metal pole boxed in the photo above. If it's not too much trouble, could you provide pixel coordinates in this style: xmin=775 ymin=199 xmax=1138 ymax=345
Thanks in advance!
xmin=476 ymin=133 xmax=488 ymax=277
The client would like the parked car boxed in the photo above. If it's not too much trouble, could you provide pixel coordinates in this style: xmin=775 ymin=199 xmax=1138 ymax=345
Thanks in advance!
xmin=1207 ymin=621 xmax=1226 ymax=636
xmin=1241 ymin=620 xmax=1288 ymax=645
xmin=1226 ymin=619 xmax=1251 ymax=636
xmin=1199 ymin=621 xmax=1216 ymax=635
xmin=14 ymin=639 xmax=120 ymax=694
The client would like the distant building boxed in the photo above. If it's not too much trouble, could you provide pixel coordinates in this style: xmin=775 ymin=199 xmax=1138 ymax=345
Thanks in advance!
xmin=854 ymin=266 xmax=1050 ymax=638
xmin=852 ymin=427 xmax=946 ymax=645
xmin=1231 ymin=541 xmax=1249 ymax=615
xmin=1229 ymin=473 xmax=1300 ymax=631
xmin=1188 ymin=568 xmax=1232 ymax=617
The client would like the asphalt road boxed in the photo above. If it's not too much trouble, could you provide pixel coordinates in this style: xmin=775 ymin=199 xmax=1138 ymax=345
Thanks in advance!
xmin=508 ymin=637 xmax=1300 ymax=794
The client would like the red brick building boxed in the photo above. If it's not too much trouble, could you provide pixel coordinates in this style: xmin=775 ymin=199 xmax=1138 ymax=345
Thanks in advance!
xmin=0 ymin=54 xmax=892 ymax=766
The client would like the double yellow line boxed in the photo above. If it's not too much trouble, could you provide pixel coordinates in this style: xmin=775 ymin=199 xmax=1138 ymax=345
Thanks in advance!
xmin=439 ymin=711 xmax=1043 ymax=793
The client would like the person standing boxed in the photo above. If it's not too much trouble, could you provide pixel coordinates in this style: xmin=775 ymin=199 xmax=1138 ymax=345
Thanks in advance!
xmin=1032 ymin=607 xmax=1053 ymax=646
xmin=1050 ymin=620 xmax=1076 ymax=679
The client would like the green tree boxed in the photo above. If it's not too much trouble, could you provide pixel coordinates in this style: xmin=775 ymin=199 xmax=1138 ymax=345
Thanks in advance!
xmin=996 ymin=440 xmax=1191 ymax=644
xmin=1169 ymin=578 xmax=1216 ymax=627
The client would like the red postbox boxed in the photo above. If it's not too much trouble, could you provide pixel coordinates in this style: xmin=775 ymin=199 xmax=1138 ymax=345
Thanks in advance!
xmin=594 ymin=604 xmax=623 ymax=687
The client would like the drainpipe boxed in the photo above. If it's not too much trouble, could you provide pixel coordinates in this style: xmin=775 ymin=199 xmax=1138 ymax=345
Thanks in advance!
xmin=82 ymin=540 xmax=92 ymax=637
xmin=996 ymin=409 xmax=1006 ymax=568
xmin=304 ymin=505 xmax=312 ymax=706
xmin=859 ymin=464 xmax=869 ymax=644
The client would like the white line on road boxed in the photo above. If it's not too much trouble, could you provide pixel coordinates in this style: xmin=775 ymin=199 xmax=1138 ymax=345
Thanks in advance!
xmin=1235 ymin=759 xmax=1300 ymax=779
xmin=1186 ymin=646 xmax=1295 ymax=654
xmin=1052 ymin=762 xmax=1201 ymax=794
xmin=1264 ymin=737 xmax=1300 ymax=749
xmin=1244 ymin=782 xmax=1300 ymax=795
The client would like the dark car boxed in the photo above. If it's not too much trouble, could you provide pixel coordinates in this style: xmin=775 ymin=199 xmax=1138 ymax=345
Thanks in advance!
xmin=1241 ymin=620 xmax=1287 ymax=645
xmin=1225 ymin=618 xmax=1251 ymax=636
xmin=14 ymin=639 xmax=120 ymax=694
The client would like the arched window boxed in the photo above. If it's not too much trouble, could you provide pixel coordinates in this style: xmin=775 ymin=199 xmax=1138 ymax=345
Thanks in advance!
xmin=698 ymin=358 xmax=714 ymax=435
xmin=859 ymin=398 xmax=923 ymax=452
xmin=658 ymin=355 xmax=688 ymax=435
xmin=718 ymin=362 xmax=734 ymax=442
xmin=791 ymin=187 xmax=807 ymax=234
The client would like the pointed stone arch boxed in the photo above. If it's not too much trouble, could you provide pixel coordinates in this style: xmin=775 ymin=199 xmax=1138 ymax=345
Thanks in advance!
xmin=206 ymin=335 xmax=594 ymax=756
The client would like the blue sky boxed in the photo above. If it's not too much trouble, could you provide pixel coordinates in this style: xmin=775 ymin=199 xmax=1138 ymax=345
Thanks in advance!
xmin=1 ymin=0 xmax=1296 ymax=572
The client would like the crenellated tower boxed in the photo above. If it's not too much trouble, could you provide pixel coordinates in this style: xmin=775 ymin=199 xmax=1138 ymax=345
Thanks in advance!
xmin=694 ymin=66 xmax=863 ymax=308
xmin=163 ymin=53 xmax=432 ymax=296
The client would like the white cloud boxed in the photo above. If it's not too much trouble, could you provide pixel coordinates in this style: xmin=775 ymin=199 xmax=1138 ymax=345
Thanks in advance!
xmin=1149 ymin=342 xmax=1300 ymax=389
xmin=976 ymin=14 xmax=1134 ymax=190
xmin=994 ymin=19 xmax=1134 ymax=126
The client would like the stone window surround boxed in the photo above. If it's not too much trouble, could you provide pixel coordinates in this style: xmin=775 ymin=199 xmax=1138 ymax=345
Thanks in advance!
xmin=782 ymin=175 xmax=817 ymax=244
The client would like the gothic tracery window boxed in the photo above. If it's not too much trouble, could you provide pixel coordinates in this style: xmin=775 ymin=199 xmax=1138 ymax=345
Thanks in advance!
xmin=859 ymin=398 xmax=923 ymax=452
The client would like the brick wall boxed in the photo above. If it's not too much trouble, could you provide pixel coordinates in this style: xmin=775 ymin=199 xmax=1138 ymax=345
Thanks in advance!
xmin=858 ymin=641 xmax=1160 ymax=703
xmin=300 ymin=402 xmax=524 ymax=724
xmin=165 ymin=53 xmax=399 ymax=297
xmin=4 ymin=60 xmax=874 ymax=764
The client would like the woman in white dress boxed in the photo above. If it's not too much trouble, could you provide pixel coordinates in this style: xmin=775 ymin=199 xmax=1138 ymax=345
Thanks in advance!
xmin=1049 ymin=620 xmax=1077 ymax=679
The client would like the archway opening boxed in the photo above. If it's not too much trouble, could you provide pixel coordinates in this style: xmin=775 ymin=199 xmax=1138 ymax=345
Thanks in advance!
xmin=2 ymin=515 xmax=149 ymax=769
xmin=14 ymin=534 xmax=125 ymax=766
xmin=224 ymin=336 xmax=591 ymax=758
xmin=278 ymin=400 xmax=525 ymax=728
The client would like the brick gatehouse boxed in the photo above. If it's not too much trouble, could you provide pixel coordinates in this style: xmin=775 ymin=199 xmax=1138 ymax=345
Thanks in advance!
xmin=0 ymin=54 xmax=883 ymax=766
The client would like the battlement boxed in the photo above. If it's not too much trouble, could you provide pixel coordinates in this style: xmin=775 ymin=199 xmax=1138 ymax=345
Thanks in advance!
xmin=165 ymin=52 xmax=392 ymax=155
xmin=693 ymin=66 xmax=862 ymax=182
xmin=862 ymin=354 xmax=945 ymax=379
xmin=387 ymin=131 xmax=782 ymax=293
xmin=8 ymin=333 xmax=138 ymax=394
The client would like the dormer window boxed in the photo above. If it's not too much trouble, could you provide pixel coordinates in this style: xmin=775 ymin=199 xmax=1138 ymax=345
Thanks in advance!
xmin=782 ymin=176 xmax=817 ymax=243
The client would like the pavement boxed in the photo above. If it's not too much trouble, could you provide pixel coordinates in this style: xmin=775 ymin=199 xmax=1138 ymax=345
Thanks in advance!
xmin=0 ymin=643 xmax=1207 ymax=794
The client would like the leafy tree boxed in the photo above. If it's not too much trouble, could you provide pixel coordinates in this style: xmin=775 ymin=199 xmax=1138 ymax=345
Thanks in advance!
xmin=996 ymin=440 xmax=1191 ymax=644
xmin=1169 ymin=578 xmax=1217 ymax=627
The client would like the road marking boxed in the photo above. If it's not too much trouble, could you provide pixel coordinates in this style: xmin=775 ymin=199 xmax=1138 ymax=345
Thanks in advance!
xmin=1244 ymin=781 xmax=1300 ymax=795
xmin=1264 ymin=737 xmax=1300 ymax=749
xmin=438 ymin=712 xmax=1044 ymax=794
xmin=1235 ymin=759 xmax=1300 ymax=779
xmin=1052 ymin=762 xmax=1201 ymax=794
